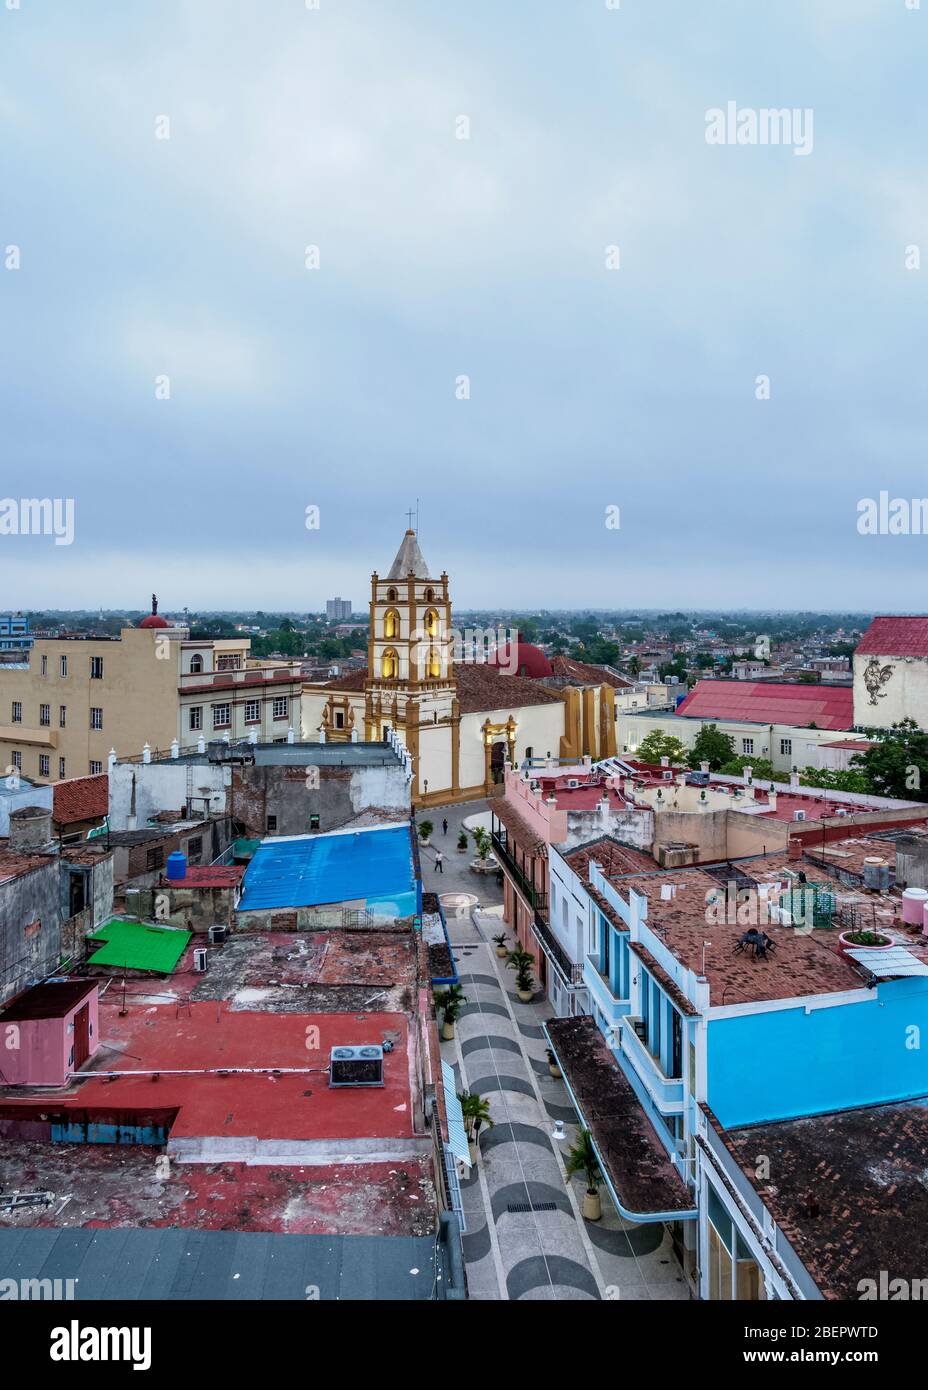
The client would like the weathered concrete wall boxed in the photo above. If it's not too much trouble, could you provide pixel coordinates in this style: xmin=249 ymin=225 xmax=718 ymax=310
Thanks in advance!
xmin=231 ymin=763 xmax=409 ymax=838
xmin=109 ymin=757 xmax=409 ymax=840
xmin=108 ymin=761 xmax=227 ymax=828
xmin=0 ymin=859 xmax=61 ymax=1005
xmin=0 ymin=783 xmax=53 ymax=837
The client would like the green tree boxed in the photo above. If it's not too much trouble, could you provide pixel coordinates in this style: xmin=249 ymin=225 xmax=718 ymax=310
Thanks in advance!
xmin=853 ymin=721 xmax=928 ymax=800
xmin=799 ymin=766 xmax=871 ymax=794
xmin=689 ymin=724 xmax=735 ymax=771
xmin=637 ymin=731 xmax=688 ymax=765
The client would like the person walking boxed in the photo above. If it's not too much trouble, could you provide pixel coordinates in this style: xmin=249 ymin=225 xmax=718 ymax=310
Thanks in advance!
xmin=435 ymin=850 xmax=444 ymax=874
xmin=442 ymin=817 xmax=448 ymax=836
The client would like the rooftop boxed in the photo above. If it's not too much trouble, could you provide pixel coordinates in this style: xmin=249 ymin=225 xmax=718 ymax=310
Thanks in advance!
xmin=0 ymin=979 xmax=96 ymax=1023
xmin=546 ymin=1015 xmax=695 ymax=1220
xmin=0 ymin=1140 xmax=435 ymax=1238
xmin=239 ymin=824 xmax=416 ymax=914
xmin=0 ymin=998 xmax=415 ymax=1146
xmin=857 ymin=616 xmax=928 ymax=657
xmin=52 ymin=772 xmax=108 ymax=826
xmin=720 ymin=1097 xmax=928 ymax=1300
xmin=0 ymin=1224 xmax=444 ymax=1299
xmin=673 ymin=679 xmax=853 ymax=731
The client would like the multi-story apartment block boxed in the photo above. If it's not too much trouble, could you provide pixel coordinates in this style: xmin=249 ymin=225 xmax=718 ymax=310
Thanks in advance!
xmin=0 ymin=597 xmax=303 ymax=784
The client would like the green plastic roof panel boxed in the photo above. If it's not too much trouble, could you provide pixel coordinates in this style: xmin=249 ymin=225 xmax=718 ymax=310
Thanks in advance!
xmin=86 ymin=919 xmax=192 ymax=974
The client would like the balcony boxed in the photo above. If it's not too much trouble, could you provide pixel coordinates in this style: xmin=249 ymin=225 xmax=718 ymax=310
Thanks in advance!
xmin=582 ymin=953 xmax=626 ymax=1028
xmin=491 ymin=830 xmax=547 ymax=915
xmin=531 ymin=911 xmax=585 ymax=988
xmin=620 ymin=1018 xmax=685 ymax=1114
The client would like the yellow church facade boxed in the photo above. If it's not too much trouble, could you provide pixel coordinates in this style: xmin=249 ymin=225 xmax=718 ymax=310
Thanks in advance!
xmin=301 ymin=530 xmax=618 ymax=807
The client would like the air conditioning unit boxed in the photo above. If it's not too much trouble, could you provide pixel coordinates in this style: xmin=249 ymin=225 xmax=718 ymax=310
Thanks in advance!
xmin=835 ymin=809 xmax=849 ymax=817
xmin=208 ymin=925 xmax=228 ymax=944
xmin=193 ymin=948 xmax=209 ymax=972
xmin=567 ymin=778 xmax=579 ymax=788
xmin=328 ymin=1045 xmax=384 ymax=1088
xmin=793 ymin=810 xmax=806 ymax=822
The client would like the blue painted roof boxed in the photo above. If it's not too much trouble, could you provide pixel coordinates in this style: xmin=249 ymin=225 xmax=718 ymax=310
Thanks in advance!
xmin=240 ymin=824 xmax=416 ymax=911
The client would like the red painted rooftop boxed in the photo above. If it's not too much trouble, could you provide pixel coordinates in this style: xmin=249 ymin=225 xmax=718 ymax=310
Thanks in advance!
xmin=674 ymin=679 xmax=853 ymax=731
xmin=857 ymin=617 xmax=928 ymax=657
xmin=1 ymin=1000 xmax=414 ymax=1144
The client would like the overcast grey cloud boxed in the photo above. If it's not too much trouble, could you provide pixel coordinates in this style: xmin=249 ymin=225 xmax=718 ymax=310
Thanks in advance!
xmin=1 ymin=0 xmax=926 ymax=610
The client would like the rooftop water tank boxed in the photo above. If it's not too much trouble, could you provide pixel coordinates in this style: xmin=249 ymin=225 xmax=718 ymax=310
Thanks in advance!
xmin=902 ymin=886 xmax=928 ymax=926
xmin=166 ymin=851 xmax=188 ymax=881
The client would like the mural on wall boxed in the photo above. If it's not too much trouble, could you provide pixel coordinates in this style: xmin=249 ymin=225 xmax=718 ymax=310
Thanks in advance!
xmin=863 ymin=657 xmax=894 ymax=706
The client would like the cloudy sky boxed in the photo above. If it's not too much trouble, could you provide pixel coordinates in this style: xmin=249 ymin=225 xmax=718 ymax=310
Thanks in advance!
xmin=1 ymin=0 xmax=926 ymax=611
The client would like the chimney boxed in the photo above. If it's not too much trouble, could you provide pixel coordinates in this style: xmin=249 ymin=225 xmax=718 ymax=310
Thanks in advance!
xmin=660 ymin=756 xmax=670 ymax=768
xmin=768 ymin=789 xmax=777 ymax=812
xmin=743 ymin=765 xmax=753 ymax=784
xmin=9 ymin=805 xmax=54 ymax=853
xmin=700 ymin=761 xmax=710 ymax=774
xmin=790 ymin=769 xmax=800 ymax=791
xmin=788 ymin=837 xmax=802 ymax=860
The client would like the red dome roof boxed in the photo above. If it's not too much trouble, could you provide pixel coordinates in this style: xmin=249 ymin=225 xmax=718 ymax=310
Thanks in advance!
xmin=138 ymin=594 xmax=169 ymax=629
xmin=487 ymin=639 xmax=552 ymax=679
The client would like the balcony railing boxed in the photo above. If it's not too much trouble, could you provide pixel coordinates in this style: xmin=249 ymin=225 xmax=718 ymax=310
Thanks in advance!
xmin=620 ymin=1017 xmax=685 ymax=1114
xmin=582 ymin=953 xmax=626 ymax=1027
xmin=491 ymin=829 xmax=547 ymax=915
xmin=531 ymin=911 xmax=585 ymax=987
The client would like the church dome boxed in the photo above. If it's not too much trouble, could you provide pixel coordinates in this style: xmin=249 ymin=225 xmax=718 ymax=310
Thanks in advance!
xmin=488 ymin=639 xmax=552 ymax=678
xmin=138 ymin=594 xmax=170 ymax=629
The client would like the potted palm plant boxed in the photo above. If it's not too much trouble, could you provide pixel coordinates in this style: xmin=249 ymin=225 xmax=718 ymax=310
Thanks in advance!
xmin=457 ymin=830 xmax=469 ymax=853
xmin=545 ymin=1045 xmax=562 ymax=1079
xmin=418 ymin=819 xmax=434 ymax=847
xmin=565 ymin=1128 xmax=603 ymax=1221
xmin=434 ymin=984 xmax=468 ymax=1040
xmin=492 ymin=932 xmax=509 ymax=959
xmin=459 ymin=1090 xmax=493 ymax=1164
xmin=506 ymin=946 xmax=536 ymax=1003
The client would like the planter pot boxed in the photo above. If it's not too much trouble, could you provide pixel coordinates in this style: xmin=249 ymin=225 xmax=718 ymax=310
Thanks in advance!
xmin=495 ymin=946 xmax=508 ymax=958
xmin=457 ymin=846 xmax=468 ymax=854
xmin=517 ymin=988 xmax=533 ymax=1003
xmin=468 ymin=1139 xmax=479 ymax=1165
xmin=839 ymin=930 xmax=894 ymax=955
xmin=420 ymin=838 xmax=431 ymax=848
xmin=442 ymin=1019 xmax=456 ymax=1041
xmin=582 ymin=1190 xmax=602 ymax=1222
xmin=548 ymin=1063 xmax=562 ymax=1079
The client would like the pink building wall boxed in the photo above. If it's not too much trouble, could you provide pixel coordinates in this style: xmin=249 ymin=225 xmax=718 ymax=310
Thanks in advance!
xmin=0 ymin=985 xmax=99 ymax=1087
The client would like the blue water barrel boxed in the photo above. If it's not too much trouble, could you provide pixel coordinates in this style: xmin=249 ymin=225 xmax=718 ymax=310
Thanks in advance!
xmin=166 ymin=851 xmax=188 ymax=881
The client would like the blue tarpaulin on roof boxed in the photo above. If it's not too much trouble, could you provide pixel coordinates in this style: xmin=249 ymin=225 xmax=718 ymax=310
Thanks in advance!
xmin=240 ymin=824 xmax=416 ymax=913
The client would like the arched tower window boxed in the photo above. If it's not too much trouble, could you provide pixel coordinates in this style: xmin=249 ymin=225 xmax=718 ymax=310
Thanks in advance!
xmin=384 ymin=609 xmax=400 ymax=639
xmin=189 ymin=654 xmax=203 ymax=673
xmin=427 ymin=648 xmax=441 ymax=679
xmin=424 ymin=608 xmax=439 ymax=638
xmin=382 ymin=647 xmax=399 ymax=679
xmin=424 ymin=587 xmax=435 ymax=602
xmin=386 ymin=587 xmax=398 ymax=602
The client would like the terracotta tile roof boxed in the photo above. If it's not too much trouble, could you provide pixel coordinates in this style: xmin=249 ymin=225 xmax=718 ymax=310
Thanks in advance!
xmin=548 ymin=655 xmax=632 ymax=689
xmin=546 ymin=1015 xmax=695 ymax=1218
xmin=491 ymin=798 xmax=547 ymax=855
xmin=317 ymin=664 xmax=564 ymax=713
xmin=721 ymin=1098 xmax=928 ymax=1300
xmin=53 ymin=774 xmax=108 ymax=826
xmin=857 ymin=616 xmax=928 ymax=657
xmin=614 ymin=866 xmax=868 ymax=1006
xmin=563 ymin=836 xmax=657 ymax=881
xmin=674 ymin=679 xmax=853 ymax=731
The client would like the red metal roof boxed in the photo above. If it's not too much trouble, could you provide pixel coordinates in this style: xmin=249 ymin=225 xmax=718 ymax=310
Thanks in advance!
xmin=856 ymin=616 xmax=928 ymax=657
xmin=53 ymin=773 xmax=108 ymax=826
xmin=164 ymin=865 xmax=245 ymax=888
xmin=674 ymin=680 xmax=852 ymax=731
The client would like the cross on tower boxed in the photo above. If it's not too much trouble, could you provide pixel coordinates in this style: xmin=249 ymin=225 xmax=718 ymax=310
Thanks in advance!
xmin=405 ymin=507 xmax=415 ymax=530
